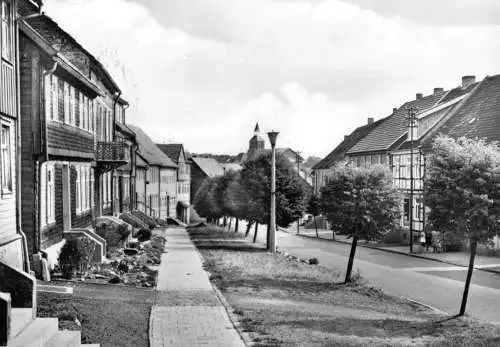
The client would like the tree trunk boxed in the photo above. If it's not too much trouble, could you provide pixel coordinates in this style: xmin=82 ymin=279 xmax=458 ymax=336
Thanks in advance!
xmin=459 ymin=239 xmax=477 ymax=316
xmin=223 ymin=217 xmax=227 ymax=227
xmin=267 ymin=223 xmax=271 ymax=250
xmin=253 ymin=222 xmax=259 ymax=243
xmin=235 ymin=218 xmax=239 ymax=233
xmin=228 ymin=218 xmax=232 ymax=231
xmin=314 ymin=215 xmax=319 ymax=238
xmin=245 ymin=221 xmax=253 ymax=237
xmin=345 ymin=235 xmax=358 ymax=283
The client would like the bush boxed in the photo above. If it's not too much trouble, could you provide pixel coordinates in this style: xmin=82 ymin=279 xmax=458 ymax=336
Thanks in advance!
xmin=117 ymin=224 xmax=132 ymax=243
xmin=59 ymin=240 xmax=83 ymax=279
xmin=136 ymin=228 xmax=152 ymax=242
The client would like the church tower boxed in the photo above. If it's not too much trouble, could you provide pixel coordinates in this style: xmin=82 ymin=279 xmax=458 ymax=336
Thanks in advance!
xmin=247 ymin=122 xmax=266 ymax=160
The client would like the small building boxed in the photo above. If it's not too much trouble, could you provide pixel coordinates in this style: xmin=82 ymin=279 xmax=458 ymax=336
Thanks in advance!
xmin=157 ymin=143 xmax=191 ymax=223
xmin=190 ymin=157 xmax=224 ymax=202
xmin=128 ymin=125 xmax=177 ymax=218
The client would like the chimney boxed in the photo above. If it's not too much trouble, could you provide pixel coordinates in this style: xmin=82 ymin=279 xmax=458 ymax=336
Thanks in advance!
xmin=416 ymin=93 xmax=423 ymax=100
xmin=344 ymin=135 xmax=349 ymax=140
xmin=433 ymin=87 xmax=444 ymax=95
xmin=462 ymin=75 xmax=476 ymax=89
xmin=367 ymin=117 xmax=374 ymax=125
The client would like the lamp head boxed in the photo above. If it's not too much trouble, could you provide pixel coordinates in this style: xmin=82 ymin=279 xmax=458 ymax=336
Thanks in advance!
xmin=267 ymin=130 xmax=279 ymax=147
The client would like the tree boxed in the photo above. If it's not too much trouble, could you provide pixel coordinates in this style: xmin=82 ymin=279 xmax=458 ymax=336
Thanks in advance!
xmin=193 ymin=178 xmax=223 ymax=223
xmin=306 ymin=194 xmax=321 ymax=238
xmin=239 ymin=152 xmax=308 ymax=249
xmin=424 ymin=136 xmax=500 ymax=316
xmin=320 ymin=163 xmax=401 ymax=283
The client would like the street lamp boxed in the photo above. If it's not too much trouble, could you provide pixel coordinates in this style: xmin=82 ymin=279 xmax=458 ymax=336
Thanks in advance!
xmin=268 ymin=130 xmax=279 ymax=253
xmin=405 ymin=105 xmax=418 ymax=253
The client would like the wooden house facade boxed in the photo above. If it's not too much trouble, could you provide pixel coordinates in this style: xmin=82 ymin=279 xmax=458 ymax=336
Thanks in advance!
xmin=18 ymin=20 xmax=102 ymax=263
xmin=0 ymin=0 xmax=26 ymax=271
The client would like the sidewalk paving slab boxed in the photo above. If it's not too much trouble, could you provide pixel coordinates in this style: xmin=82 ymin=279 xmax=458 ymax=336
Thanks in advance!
xmin=149 ymin=227 xmax=246 ymax=347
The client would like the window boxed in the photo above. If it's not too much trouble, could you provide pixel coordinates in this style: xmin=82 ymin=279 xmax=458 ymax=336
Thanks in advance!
xmin=41 ymin=163 xmax=55 ymax=225
xmin=403 ymin=198 xmax=410 ymax=226
xmin=58 ymin=79 xmax=64 ymax=122
xmin=69 ymin=86 xmax=75 ymax=125
xmin=90 ymin=168 xmax=95 ymax=208
xmin=51 ymin=76 xmax=58 ymax=120
xmin=64 ymin=82 xmax=70 ymax=123
xmin=1 ymin=123 xmax=11 ymax=194
xmin=1 ymin=1 xmax=12 ymax=61
xmin=76 ymin=166 xmax=81 ymax=212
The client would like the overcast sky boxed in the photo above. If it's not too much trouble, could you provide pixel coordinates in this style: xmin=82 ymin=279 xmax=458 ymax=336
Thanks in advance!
xmin=44 ymin=0 xmax=500 ymax=158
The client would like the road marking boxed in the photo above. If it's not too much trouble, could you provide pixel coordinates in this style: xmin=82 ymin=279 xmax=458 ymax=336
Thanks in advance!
xmin=476 ymin=264 xmax=500 ymax=269
xmin=401 ymin=266 xmax=467 ymax=272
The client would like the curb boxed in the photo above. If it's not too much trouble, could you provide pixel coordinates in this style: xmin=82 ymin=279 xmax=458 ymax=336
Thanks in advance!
xmin=404 ymin=297 xmax=449 ymax=316
xmin=296 ymin=234 xmax=500 ymax=275
xmin=210 ymin=281 xmax=254 ymax=347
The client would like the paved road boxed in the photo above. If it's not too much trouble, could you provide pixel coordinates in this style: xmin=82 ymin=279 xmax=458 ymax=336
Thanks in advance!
xmin=239 ymin=222 xmax=500 ymax=324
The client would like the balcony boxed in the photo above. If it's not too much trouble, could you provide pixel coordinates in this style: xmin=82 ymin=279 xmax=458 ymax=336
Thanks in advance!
xmin=96 ymin=142 xmax=130 ymax=172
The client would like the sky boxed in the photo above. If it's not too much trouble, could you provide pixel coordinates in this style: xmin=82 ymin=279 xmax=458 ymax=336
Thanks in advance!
xmin=44 ymin=0 xmax=500 ymax=158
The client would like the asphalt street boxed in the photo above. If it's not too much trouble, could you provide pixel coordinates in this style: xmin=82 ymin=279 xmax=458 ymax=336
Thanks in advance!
xmin=240 ymin=222 xmax=500 ymax=324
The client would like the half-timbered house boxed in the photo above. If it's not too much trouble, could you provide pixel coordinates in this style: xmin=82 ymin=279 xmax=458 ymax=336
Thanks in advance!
xmin=158 ymin=143 xmax=191 ymax=223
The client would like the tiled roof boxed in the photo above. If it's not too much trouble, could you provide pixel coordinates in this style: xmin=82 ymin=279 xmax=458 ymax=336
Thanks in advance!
xmin=128 ymin=125 xmax=177 ymax=168
xmin=191 ymin=157 xmax=225 ymax=177
xmin=439 ymin=83 xmax=478 ymax=104
xmin=26 ymin=15 xmax=121 ymax=93
xmin=157 ymin=144 xmax=184 ymax=164
xmin=422 ymin=74 xmax=500 ymax=147
xmin=313 ymin=118 xmax=387 ymax=170
xmin=347 ymin=93 xmax=444 ymax=154
xmin=136 ymin=154 xmax=148 ymax=168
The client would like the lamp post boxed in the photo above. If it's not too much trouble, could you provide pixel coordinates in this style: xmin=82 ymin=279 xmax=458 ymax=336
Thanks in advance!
xmin=268 ymin=130 xmax=279 ymax=253
xmin=405 ymin=105 xmax=418 ymax=253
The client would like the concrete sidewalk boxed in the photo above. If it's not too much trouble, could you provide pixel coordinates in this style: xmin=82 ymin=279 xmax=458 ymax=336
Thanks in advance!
xmin=149 ymin=227 xmax=246 ymax=347
xmin=296 ymin=228 xmax=500 ymax=274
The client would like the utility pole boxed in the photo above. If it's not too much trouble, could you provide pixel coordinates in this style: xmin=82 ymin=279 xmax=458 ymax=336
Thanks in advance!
xmin=406 ymin=105 xmax=418 ymax=253
xmin=296 ymin=150 xmax=301 ymax=234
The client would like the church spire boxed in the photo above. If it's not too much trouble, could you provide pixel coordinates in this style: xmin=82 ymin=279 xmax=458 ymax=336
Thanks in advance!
xmin=254 ymin=122 xmax=260 ymax=134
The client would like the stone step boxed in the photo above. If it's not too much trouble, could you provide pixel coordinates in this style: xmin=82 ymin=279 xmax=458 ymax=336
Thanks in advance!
xmin=8 ymin=318 xmax=58 ymax=347
xmin=10 ymin=308 xmax=33 ymax=339
xmin=44 ymin=330 xmax=81 ymax=347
